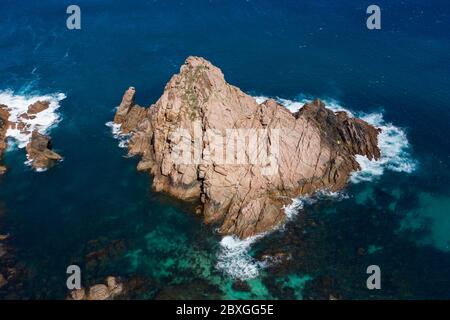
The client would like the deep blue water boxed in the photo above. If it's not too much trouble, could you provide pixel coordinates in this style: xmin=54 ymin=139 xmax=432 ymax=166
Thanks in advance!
xmin=0 ymin=0 xmax=449 ymax=299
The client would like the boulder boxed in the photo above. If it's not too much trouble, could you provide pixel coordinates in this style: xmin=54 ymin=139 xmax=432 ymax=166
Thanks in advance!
xmin=106 ymin=276 xmax=123 ymax=296
xmin=0 ymin=243 xmax=6 ymax=258
xmin=69 ymin=277 xmax=124 ymax=300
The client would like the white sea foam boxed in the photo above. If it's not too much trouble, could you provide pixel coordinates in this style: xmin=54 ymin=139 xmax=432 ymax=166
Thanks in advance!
xmin=0 ymin=90 xmax=66 ymax=149
xmin=284 ymin=197 xmax=308 ymax=219
xmin=216 ymin=234 xmax=267 ymax=280
xmin=283 ymin=190 xmax=349 ymax=221
xmin=105 ymin=121 xmax=131 ymax=148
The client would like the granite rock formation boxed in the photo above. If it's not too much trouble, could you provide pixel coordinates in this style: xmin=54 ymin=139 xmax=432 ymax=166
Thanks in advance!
xmin=113 ymin=56 xmax=381 ymax=239
xmin=26 ymin=131 xmax=62 ymax=170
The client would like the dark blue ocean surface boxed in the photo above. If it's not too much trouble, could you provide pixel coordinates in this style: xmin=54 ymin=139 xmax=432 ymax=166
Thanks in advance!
xmin=0 ymin=0 xmax=449 ymax=299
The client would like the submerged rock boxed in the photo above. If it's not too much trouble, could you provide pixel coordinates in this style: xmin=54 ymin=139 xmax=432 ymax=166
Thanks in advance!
xmin=113 ymin=56 xmax=381 ymax=239
xmin=0 ymin=243 xmax=6 ymax=258
xmin=26 ymin=131 xmax=62 ymax=170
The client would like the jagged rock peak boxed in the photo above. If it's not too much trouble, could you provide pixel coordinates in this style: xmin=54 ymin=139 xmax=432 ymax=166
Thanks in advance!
xmin=113 ymin=56 xmax=381 ymax=239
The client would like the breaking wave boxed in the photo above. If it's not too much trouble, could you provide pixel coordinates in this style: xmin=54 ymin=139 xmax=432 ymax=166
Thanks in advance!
xmin=0 ymin=90 xmax=65 ymax=149
xmin=217 ymin=190 xmax=348 ymax=280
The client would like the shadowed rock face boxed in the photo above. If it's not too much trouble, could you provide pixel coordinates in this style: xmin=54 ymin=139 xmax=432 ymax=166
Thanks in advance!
xmin=113 ymin=56 xmax=381 ymax=239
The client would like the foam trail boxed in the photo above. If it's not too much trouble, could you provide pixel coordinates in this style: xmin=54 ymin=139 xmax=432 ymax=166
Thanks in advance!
xmin=0 ymin=90 xmax=65 ymax=149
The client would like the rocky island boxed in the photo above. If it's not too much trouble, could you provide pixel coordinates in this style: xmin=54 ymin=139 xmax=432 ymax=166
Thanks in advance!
xmin=0 ymin=101 xmax=62 ymax=173
xmin=0 ymin=105 xmax=10 ymax=174
xmin=113 ymin=56 xmax=381 ymax=239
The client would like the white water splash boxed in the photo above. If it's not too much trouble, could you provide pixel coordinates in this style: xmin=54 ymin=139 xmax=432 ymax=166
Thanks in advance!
xmin=283 ymin=190 xmax=349 ymax=220
xmin=0 ymin=90 xmax=66 ymax=149
xmin=217 ymin=190 xmax=348 ymax=280
xmin=105 ymin=121 xmax=131 ymax=148
xmin=350 ymin=113 xmax=416 ymax=183
xmin=254 ymin=95 xmax=416 ymax=182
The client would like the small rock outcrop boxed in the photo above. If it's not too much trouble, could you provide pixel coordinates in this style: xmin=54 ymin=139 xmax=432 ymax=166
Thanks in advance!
xmin=69 ymin=276 xmax=123 ymax=300
xmin=26 ymin=131 xmax=62 ymax=170
xmin=0 ymin=105 xmax=10 ymax=174
xmin=0 ymin=101 xmax=62 ymax=172
xmin=113 ymin=56 xmax=381 ymax=239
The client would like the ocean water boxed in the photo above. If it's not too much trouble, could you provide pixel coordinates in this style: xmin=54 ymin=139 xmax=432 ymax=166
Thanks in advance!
xmin=0 ymin=0 xmax=450 ymax=299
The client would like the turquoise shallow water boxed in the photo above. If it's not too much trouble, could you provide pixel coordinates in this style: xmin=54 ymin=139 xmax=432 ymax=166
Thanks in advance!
xmin=0 ymin=0 xmax=450 ymax=299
